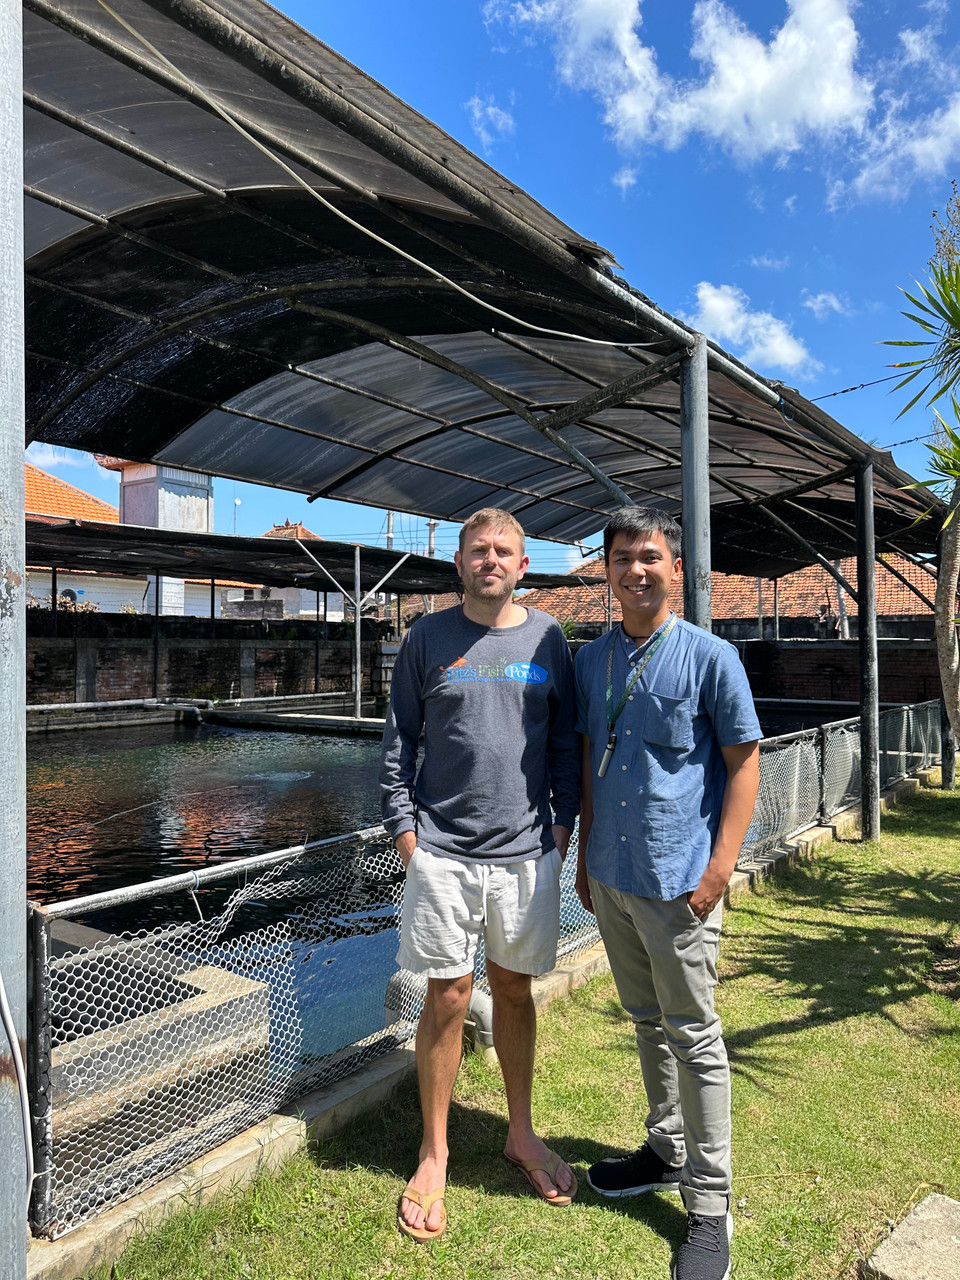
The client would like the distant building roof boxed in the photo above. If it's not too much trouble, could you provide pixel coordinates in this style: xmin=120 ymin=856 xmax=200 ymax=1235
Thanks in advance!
xmin=262 ymin=518 xmax=322 ymax=540
xmin=518 ymin=554 xmax=936 ymax=624
xmin=25 ymin=463 xmax=119 ymax=524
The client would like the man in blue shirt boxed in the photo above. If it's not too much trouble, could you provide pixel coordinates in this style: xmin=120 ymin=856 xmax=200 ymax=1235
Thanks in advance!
xmin=574 ymin=506 xmax=761 ymax=1280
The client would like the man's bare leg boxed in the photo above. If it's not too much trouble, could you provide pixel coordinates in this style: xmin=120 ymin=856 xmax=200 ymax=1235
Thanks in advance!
xmin=486 ymin=959 xmax=575 ymax=1201
xmin=400 ymin=972 xmax=473 ymax=1233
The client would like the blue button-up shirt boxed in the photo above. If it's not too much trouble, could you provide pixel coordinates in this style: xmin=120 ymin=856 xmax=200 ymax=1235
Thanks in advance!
xmin=574 ymin=617 xmax=761 ymax=901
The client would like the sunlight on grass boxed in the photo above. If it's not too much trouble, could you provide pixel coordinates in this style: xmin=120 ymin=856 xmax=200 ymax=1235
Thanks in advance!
xmin=87 ymin=787 xmax=960 ymax=1280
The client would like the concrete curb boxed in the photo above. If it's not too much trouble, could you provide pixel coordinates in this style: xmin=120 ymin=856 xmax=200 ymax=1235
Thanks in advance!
xmin=863 ymin=1192 xmax=960 ymax=1280
xmin=25 ymin=766 xmax=940 ymax=1280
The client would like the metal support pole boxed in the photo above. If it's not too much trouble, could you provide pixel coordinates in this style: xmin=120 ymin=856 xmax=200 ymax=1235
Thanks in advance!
xmin=209 ymin=577 xmax=215 ymax=639
xmin=386 ymin=511 xmax=394 ymax=551
xmin=314 ymin=589 xmax=321 ymax=695
xmin=50 ymin=566 xmax=57 ymax=639
xmin=0 ymin=0 xmax=27 ymax=1270
xmin=756 ymin=579 xmax=763 ymax=640
xmin=153 ymin=580 xmax=160 ymax=699
xmin=26 ymin=906 xmax=52 ymax=1236
xmin=323 ymin=591 xmax=328 ymax=642
xmin=353 ymin=545 xmax=362 ymax=719
xmin=396 ymin=593 xmax=401 ymax=638
xmin=606 ymin=582 xmax=613 ymax=633
xmin=856 ymin=463 xmax=881 ymax=841
xmin=680 ymin=334 xmax=712 ymax=631
xmin=773 ymin=578 xmax=780 ymax=641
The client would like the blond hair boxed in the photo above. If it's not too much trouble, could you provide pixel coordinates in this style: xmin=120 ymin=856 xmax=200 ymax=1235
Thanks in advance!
xmin=458 ymin=508 xmax=526 ymax=555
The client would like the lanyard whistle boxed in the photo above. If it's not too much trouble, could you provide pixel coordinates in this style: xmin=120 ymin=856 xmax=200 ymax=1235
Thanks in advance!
xmin=597 ymin=729 xmax=617 ymax=778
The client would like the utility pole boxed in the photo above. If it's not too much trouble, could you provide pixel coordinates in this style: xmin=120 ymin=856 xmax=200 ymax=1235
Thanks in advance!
xmin=426 ymin=520 xmax=438 ymax=613
xmin=386 ymin=511 xmax=394 ymax=550
xmin=0 ymin=2 xmax=28 ymax=1275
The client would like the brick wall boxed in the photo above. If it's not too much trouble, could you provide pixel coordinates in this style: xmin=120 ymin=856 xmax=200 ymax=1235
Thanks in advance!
xmin=740 ymin=639 xmax=942 ymax=704
xmin=26 ymin=616 xmax=382 ymax=703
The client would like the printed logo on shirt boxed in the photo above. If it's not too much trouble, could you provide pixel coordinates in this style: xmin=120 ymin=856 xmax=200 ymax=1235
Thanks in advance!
xmin=441 ymin=656 xmax=549 ymax=684
xmin=504 ymin=662 xmax=547 ymax=684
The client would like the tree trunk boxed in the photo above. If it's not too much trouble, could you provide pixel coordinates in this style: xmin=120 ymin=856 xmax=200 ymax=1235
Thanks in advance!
xmin=936 ymin=478 xmax=960 ymax=742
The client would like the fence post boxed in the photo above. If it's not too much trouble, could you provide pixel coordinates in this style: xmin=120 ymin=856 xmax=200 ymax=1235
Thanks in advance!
xmin=856 ymin=463 xmax=881 ymax=840
xmin=27 ymin=905 xmax=53 ymax=1237
xmin=0 ymin=0 xmax=27 ymax=1270
xmin=818 ymin=725 xmax=828 ymax=824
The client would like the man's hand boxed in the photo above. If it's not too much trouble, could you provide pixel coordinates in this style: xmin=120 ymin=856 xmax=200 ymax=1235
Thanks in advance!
xmin=395 ymin=831 xmax=417 ymax=870
xmin=686 ymin=740 xmax=760 ymax=921
xmin=552 ymin=824 xmax=572 ymax=861
xmin=575 ymin=864 xmax=594 ymax=915
xmin=687 ymin=862 xmax=731 ymax=921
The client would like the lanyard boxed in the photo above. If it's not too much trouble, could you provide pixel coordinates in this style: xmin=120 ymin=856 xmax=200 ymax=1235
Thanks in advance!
xmin=598 ymin=614 xmax=677 ymax=777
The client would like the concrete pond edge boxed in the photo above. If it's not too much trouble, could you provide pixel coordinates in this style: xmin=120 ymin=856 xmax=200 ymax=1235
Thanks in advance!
xmin=26 ymin=767 xmax=947 ymax=1280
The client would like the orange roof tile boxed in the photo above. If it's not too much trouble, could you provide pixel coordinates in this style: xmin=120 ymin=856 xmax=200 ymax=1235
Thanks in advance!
xmin=262 ymin=518 xmax=322 ymax=540
xmin=518 ymin=554 xmax=940 ymax=623
xmin=25 ymin=463 xmax=118 ymax=523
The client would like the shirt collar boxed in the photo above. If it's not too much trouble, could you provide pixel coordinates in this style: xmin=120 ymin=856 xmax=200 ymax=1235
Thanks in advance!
xmin=618 ymin=612 xmax=676 ymax=658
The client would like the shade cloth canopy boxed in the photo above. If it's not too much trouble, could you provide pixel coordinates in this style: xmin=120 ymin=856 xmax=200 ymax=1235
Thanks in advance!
xmin=23 ymin=0 xmax=944 ymax=578
xmin=25 ymin=516 xmax=603 ymax=593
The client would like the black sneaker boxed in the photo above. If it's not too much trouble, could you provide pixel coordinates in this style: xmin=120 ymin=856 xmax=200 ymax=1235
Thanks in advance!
xmin=586 ymin=1142 xmax=683 ymax=1197
xmin=672 ymin=1211 xmax=733 ymax=1280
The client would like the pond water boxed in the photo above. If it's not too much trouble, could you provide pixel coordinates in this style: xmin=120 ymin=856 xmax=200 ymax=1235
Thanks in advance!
xmin=28 ymin=723 xmax=383 ymax=906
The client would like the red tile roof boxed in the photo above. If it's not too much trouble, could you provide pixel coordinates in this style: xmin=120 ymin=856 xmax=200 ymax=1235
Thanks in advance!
xmin=262 ymin=518 xmax=322 ymax=540
xmin=518 ymin=554 xmax=938 ymax=623
xmin=25 ymin=463 xmax=118 ymax=523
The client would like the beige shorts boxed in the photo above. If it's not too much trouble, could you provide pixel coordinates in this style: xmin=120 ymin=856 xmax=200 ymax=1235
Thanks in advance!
xmin=398 ymin=845 xmax=562 ymax=980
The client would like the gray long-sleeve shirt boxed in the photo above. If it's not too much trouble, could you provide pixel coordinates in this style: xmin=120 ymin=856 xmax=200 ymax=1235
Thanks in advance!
xmin=379 ymin=605 xmax=579 ymax=861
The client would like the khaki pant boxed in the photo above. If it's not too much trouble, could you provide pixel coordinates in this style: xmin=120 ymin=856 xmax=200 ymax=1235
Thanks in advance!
xmin=590 ymin=877 xmax=731 ymax=1217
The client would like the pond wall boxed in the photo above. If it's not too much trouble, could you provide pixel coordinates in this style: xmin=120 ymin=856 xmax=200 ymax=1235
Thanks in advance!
xmin=26 ymin=615 xmax=388 ymax=704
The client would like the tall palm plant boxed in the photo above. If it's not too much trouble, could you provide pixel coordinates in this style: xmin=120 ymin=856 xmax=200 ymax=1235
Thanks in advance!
xmin=885 ymin=268 xmax=960 ymax=744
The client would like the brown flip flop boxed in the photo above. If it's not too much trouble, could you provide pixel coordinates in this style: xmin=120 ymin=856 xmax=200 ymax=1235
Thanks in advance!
xmin=505 ymin=1149 xmax=578 ymax=1207
xmin=397 ymin=1183 xmax=447 ymax=1242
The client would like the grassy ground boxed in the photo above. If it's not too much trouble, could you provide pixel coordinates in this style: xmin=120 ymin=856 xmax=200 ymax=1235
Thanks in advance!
xmin=88 ymin=785 xmax=960 ymax=1280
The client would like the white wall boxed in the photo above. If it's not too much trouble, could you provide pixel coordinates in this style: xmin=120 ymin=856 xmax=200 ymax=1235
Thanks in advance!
xmin=27 ymin=570 xmax=223 ymax=616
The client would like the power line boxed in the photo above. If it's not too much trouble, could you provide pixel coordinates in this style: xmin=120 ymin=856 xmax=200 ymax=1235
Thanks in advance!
xmin=810 ymin=373 xmax=904 ymax=401
xmin=883 ymin=429 xmax=940 ymax=449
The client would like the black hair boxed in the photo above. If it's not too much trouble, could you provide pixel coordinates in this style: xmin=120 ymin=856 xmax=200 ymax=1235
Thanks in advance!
xmin=602 ymin=506 xmax=682 ymax=562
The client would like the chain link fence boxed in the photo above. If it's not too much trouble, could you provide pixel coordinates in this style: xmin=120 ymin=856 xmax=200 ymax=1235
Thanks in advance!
xmin=28 ymin=699 xmax=943 ymax=1238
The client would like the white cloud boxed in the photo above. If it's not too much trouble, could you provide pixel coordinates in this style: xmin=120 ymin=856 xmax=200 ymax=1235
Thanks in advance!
xmin=26 ymin=443 xmax=93 ymax=470
xmin=493 ymin=0 xmax=872 ymax=161
xmin=682 ymin=282 xmax=821 ymax=375
xmin=465 ymin=93 xmax=516 ymax=151
xmin=783 ymin=193 xmax=798 ymax=215
xmin=489 ymin=0 xmax=960 ymax=202
xmin=802 ymin=289 xmax=851 ymax=319
xmin=750 ymin=253 xmax=790 ymax=270
xmin=612 ymin=164 xmax=637 ymax=193
xmin=853 ymin=92 xmax=960 ymax=199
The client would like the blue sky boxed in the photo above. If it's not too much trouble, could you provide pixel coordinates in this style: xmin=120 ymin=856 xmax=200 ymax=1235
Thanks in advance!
xmin=28 ymin=0 xmax=960 ymax=572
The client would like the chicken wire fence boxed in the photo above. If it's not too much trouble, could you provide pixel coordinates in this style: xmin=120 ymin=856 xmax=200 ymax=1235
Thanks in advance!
xmin=27 ymin=699 xmax=943 ymax=1238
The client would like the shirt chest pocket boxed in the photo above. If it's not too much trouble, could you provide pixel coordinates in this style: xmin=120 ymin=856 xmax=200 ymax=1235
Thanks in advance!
xmin=642 ymin=694 xmax=695 ymax=751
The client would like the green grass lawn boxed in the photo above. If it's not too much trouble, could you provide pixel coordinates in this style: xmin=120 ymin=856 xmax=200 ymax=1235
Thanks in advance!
xmin=88 ymin=785 xmax=960 ymax=1280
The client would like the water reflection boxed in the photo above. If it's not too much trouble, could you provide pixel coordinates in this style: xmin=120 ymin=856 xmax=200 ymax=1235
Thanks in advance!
xmin=28 ymin=723 xmax=382 ymax=906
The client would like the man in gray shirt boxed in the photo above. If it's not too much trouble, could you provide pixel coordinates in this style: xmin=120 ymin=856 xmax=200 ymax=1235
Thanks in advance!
xmin=380 ymin=508 xmax=579 ymax=1241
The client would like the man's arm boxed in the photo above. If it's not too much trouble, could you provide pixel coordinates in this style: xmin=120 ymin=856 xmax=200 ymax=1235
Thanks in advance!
xmin=548 ymin=626 xmax=580 ymax=859
xmin=574 ymin=736 xmax=594 ymax=914
xmin=378 ymin=634 xmax=424 ymax=869
xmin=687 ymin=740 xmax=760 ymax=920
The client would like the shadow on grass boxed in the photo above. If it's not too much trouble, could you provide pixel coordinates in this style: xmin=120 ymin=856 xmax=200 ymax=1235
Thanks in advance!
xmin=312 ymin=1084 xmax=689 ymax=1242
xmin=720 ymin=797 xmax=960 ymax=1084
